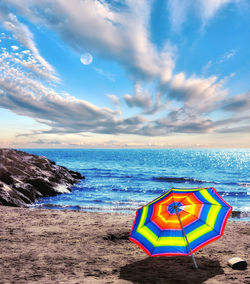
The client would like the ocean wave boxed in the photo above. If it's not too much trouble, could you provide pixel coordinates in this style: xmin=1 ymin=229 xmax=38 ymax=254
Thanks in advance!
xmin=237 ymin=182 xmax=250 ymax=188
xmin=152 ymin=176 xmax=205 ymax=184
xmin=31 ymin=203 xmax=137 ymax=212
xmin=152 ymin=177 xmax=250 ymax=188
xmin=92 ymin=199 xmax=145 ymax=206
xmin=111 ymin=187 xmax=143 ymax=193
xmin=30 ymin=203 xmax=250 ymax=218
xmin=219 ymin=191 xmax=249 ymax=197
xmin=79 ymin=168 xmax=112 ymax=172
xmin=145 ymin=189 xmax=166 ymax=194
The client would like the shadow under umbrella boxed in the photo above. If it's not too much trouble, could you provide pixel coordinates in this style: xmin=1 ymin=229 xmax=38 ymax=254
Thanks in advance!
xmin=119 ymin=256 xmax=224 ymax=284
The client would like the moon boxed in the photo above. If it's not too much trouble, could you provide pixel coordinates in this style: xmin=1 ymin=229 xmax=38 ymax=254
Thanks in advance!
xmin=80 ymin=53 xmax=93 ymax=65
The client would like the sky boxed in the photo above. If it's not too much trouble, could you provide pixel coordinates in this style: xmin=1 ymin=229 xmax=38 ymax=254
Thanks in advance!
xmin=0 ymin=0 xmax=249 ymax=149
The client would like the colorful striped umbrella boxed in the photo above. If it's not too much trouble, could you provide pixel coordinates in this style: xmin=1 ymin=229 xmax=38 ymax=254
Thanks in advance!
xmin=129 ymin=187 xmax=232 ymax=268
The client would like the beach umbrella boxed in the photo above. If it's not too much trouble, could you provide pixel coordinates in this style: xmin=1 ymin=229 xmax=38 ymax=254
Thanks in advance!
xmin=129 ymin=187 xmax=232 ymax=269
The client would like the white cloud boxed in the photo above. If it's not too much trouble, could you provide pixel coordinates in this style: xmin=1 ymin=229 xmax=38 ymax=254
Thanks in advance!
xmin=167 ymin=0 xmax=239 ymax=31
xmin=11 ymin=45 xmax=19 ymax=51
xmin=0 ymin=5 xmax=59 ymax=82
xmin=107 ymin=94 xmax=121 ymax=115
xmin=159 ymin=42 xmax=176 ymax=85
xmin=198 ymin=0 xmax=236 ymax=23
xmin=156 ymin=114 xmax=214 ymax=134
xmin=108 ymin=94 xmax=120 ymax=107
xmin=221 ymin=91 xmax=250 ymax=113
xmin=167 ymin=0 xmax=191 ymax=32
xmin=166 ymin=72 xmax=228 ymax=113
xmin=0 ymin=10 xmax=56 ymax=75
xmin=124 ymin=82 xmax=153 ymax=111
xmin=218 ymin=49 xmax=236 ymax=63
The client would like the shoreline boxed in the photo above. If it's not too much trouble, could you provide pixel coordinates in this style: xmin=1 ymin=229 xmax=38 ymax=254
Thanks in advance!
xmin=30 ymin=203 xmax=250 ymax=221
xmin=0 ymin=206 xmax=249 ymax=283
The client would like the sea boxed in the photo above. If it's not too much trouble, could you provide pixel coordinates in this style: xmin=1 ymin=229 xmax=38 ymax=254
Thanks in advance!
xmin=22 ymin=149 xmax=250 ymax=220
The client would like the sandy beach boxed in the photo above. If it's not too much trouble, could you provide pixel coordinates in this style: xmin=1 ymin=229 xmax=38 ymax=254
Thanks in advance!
xmin=0 ymin=206 xmax=249 ymax=284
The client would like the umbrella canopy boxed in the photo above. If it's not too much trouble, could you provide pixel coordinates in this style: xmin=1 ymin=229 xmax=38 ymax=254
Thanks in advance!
xmin=129 ymin=187 xmax=232 ymax=268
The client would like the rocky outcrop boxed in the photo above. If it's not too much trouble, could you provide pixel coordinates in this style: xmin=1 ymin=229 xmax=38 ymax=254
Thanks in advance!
xmin=0 ymin=149 xmax=85 ymax=207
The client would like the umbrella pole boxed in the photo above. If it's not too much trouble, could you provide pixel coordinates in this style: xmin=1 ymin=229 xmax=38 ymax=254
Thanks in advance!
xmin=174 ymin=207 xmax=198 ymax=269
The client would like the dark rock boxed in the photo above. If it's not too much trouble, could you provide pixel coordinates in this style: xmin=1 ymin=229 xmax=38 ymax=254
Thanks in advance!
xmin=69 ymin=170 xmax=85 ymax=180
xmin=13 ymin=182 xmax=40 ymax=202
xmin=0 ymin=169 xmax=14 ymax=185
xmin=1 ymin=173 xmax=14 ymax=185
xmin=0 ymin=148 xmax=85 ymax=207
xmin=0 ymin=185 xmax=28 ymax=207
xmin=26 ymin=177 xmax=59 ymax=196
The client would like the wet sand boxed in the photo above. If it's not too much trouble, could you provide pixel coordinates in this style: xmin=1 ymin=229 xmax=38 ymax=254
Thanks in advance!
xmin=0 ymin=206 xmax=249 ymax=283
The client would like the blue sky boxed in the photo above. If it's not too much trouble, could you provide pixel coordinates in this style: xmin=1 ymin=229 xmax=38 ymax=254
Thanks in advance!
xmin=0 ymin=0 xmax=249 ymax=148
